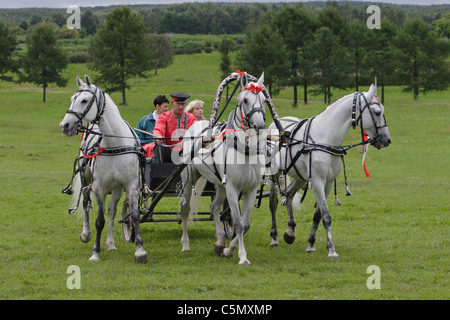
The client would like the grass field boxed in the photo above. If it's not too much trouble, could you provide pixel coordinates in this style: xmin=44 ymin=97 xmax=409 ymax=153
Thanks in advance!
xmin=0 ymin=52 xmax=449 ymax=300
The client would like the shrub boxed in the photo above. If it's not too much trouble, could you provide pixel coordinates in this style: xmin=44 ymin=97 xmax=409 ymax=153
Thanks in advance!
xmin=69 ymin=51 xmax=90 ymax=63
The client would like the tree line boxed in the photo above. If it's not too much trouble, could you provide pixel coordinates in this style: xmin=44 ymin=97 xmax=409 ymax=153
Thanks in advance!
xmin=1 ymin=1 xmax=449 ymax=36
xmin=232 ymin=3 xmax=450 ymax=105
xmin=0 ymin=2 xmax=449 ymax=104
xmin=0 ymin=7 xmax=173 ymax=103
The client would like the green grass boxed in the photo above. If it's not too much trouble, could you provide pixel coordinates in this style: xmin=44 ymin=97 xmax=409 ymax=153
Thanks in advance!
xmin=0 ymin=52 xmax=449 ymax=300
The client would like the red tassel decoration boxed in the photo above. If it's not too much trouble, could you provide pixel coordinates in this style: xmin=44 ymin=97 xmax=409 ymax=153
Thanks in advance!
xmin=363 ymin=130 xmax=371 ymax=178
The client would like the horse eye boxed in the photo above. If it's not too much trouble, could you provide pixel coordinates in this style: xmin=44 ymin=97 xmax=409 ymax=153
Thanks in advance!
xmin=243 ymin=98 xmax=248 ymax=104
xmin=81 ymin=99 xmax=88 ymax=104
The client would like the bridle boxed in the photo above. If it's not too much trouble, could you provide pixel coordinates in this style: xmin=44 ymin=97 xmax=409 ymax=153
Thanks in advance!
xmin=352 ymin=92 xmax=388 ymax=146
xmin=234 ymin=86 xmax=266 ymax=130
xmin=65 ymin=86 xmax=106 ymax=131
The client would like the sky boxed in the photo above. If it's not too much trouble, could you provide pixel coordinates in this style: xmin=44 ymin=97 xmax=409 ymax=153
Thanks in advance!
xmin=0 ymin=0 xmax=449 ymax=9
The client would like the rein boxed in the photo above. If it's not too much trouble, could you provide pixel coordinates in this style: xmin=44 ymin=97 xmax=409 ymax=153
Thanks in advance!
xmin=65 ymin=86 xmax=106 ymax=128
xmin=352 ymin=92 xmax=388 ymax=147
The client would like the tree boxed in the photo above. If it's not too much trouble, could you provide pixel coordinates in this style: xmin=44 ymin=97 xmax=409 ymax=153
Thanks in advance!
xmin=309 ymin=27 xmax=352 ymax=104
xmin=148 ymin=33 xmax=174 ymax=75
xmin=89 ymin=7 xmax=152 ymax=105
xmin=0 ymin=20 xmax=17 ymax=81
xmin=274 ymin=5 xmax=318 ymax=106
xmin=218 ymin=37 xmax=235 ymax=99
xmin=395 ymin=17 xmax=450 ymax=100
xmin=237 ymin=15 xmax=288 ymax=96
xmin=20 ymin=23 xmax=68 ymax=103
xmin=364 ymin=19 xmax=398 ymax=103
xmin=81 ymin=10 xmax=99 ymax=36
xmin=344 ymin=20 xmax=369 ymax=92
xmin=433 ymin=12 xmax=450 ymax=39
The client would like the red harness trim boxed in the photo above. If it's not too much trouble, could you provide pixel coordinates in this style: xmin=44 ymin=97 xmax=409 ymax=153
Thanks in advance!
xmin=82 ymin=148 xmax=105 ymax=159
xmin=80 ymin=131 xmax=105 ymax=159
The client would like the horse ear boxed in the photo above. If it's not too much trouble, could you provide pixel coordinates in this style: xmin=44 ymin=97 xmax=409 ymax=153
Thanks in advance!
xmin=240 ymin=72 xmax=248 ymax=88
xmin=256 ymin=72 xmax=264 ymax=87
xmin=367 ymin=83 xmax=376 ymax=99
xmin=84 ymin=75 xmax=92 ymax=87
xmin=76 ymin=75 xmax=84 ymax=88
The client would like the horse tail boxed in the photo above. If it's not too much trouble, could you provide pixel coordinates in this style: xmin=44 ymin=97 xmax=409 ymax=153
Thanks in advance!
xmin=292 ymin=190 xmax=303 ymax=212
xmin=280 ymin=174 xmax=303 ymax=212
xmin=67 ymin=170 xmax=82 ymax=216
xmin=188 ymin=177 xmax=207 ymax=223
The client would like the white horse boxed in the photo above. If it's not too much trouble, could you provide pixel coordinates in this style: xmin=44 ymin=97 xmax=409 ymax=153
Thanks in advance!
xmin=59 ymin=75 xmax=147 ymax=263
xmin=268 ymin=84 xmax=391 ymax=259
xmin=62 ymin=125 xmax=100 ymax=244
xmin=180 ymin=72 xmax=267 ymax=265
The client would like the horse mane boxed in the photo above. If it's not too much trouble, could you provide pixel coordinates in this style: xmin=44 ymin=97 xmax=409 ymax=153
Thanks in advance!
xmin=317 ymin=92 xmax=354 ymax=117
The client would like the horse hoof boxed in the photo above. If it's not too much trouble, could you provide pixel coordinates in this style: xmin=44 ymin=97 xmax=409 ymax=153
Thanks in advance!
xmin=80 ymin=234 xmax=91 ymax=243
xmin=134 ymin=250 xmax=148 ymax=264
xmin=270 ymin=240 xmax=279 ymax=247
xmin=306 ymin=246 xmax=316 ymax=253
xmin=283 ymin=232 xmax=295 ymax=245
xmin=214 ymin=244 xmax=225 ymax=256
xmin=328 ymin=252 xmax=339 ymax=260
xmin=89 ymin=253 xmax=100 ymax=261
xmin=239 ymin=259 xmax=251 ymax=266
xmin=182 ymin=247 xmax=191 ymax=252
xmin=222 ymin=248 xmax=233 ymax=258
xmin=106 ymin=243 xmax=117 ymax=251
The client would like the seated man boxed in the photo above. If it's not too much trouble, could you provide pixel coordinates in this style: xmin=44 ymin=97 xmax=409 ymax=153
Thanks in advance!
xmin=135 ymin=95 xmax=170 ymax=159
xmin=152 ymin=92 xmax=197 ymax=163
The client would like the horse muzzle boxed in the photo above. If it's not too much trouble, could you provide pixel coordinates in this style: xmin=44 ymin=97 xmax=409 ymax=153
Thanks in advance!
xmin=371 ymin=134 xmax=391 ymax=149
xmin=59 ymin=119 xmax=80 ymax=137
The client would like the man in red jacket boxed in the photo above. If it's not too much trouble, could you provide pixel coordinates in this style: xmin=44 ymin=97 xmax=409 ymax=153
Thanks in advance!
xmin=152 ymin=92 xmax=197 ymax=163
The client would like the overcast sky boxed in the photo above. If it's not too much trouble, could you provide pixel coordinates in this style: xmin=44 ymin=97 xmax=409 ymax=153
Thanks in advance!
xmin=0 ymin=0 xmax=449 ymax=9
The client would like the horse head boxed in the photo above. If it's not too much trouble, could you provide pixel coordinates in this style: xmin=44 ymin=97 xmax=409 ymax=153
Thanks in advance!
xmin=235 ymin=72 xmax=266 ymax=132
xmin=59 ymin=75 xmax=104 ymax=137
xmin=359 ymin=84 xmax=391 ymax=149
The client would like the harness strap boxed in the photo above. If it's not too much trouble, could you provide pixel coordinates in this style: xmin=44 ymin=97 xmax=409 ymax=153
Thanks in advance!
xmin=99 ymin=146 xmax=143 ymax=156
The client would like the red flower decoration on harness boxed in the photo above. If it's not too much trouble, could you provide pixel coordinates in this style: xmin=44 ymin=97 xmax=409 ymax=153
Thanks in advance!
xmin=243 ymin=83 xmax=262 ymax=94
xmin=235 ymin=69 xmax=245 ymax=76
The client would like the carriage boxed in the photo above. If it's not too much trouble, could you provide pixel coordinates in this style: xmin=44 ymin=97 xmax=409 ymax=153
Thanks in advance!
xmin=119 ymin=161 xmax=236 ymax=242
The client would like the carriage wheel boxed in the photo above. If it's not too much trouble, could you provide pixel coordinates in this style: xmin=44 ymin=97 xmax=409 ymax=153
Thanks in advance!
xmin=221 ymin=200 xmax=235 ymax=239
xmin=122 ymin=199 xmax=135 ymax=243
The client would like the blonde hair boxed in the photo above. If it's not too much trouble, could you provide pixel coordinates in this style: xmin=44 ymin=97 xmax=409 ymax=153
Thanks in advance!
xmin=185 ymin=100 xmax=204 ymax=114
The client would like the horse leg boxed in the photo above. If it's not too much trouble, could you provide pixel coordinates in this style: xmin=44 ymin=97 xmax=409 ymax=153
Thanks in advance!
xmin=237 ymin=189 xmax=256 ymax=265
xmin=268 ymin=173 xmax=279 ymax=247
xmin=128 ymin=186 xmax=147 ymax=263
xmin=106 ymin=189 xmax=123 ymax=251
xmin=306 ymin=206 xmax=321 ymax=253
xmin=89 ymin=191 xmax=106 ymax=261
xmin=80 ymin=186 xmax=92 ymax=243
xmin=283 ymin=179 xmax=304 ymax=245
xmin=307 ymin=180 xmax=338 ymax=259
xmin=180 ymin=171 xmax=193 ymax=252
xmin=322 ymin=181 xmax=338 ymax=259
xmin=222 ymin=187 xmax=241 ymax=261
xmin=223 ymin=187 xmax=253 ymax=265
xmin=211 ymin=186 xmax=227 ymax=255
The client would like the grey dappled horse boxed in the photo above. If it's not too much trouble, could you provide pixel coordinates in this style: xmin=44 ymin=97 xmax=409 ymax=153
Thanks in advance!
xmin=268 ymin=84 xmax=391 ymax=259
xmin=60 ymin=75 xmax=147 ymax=263
xmin=180 ymin=72 xmax=267 ymax=265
